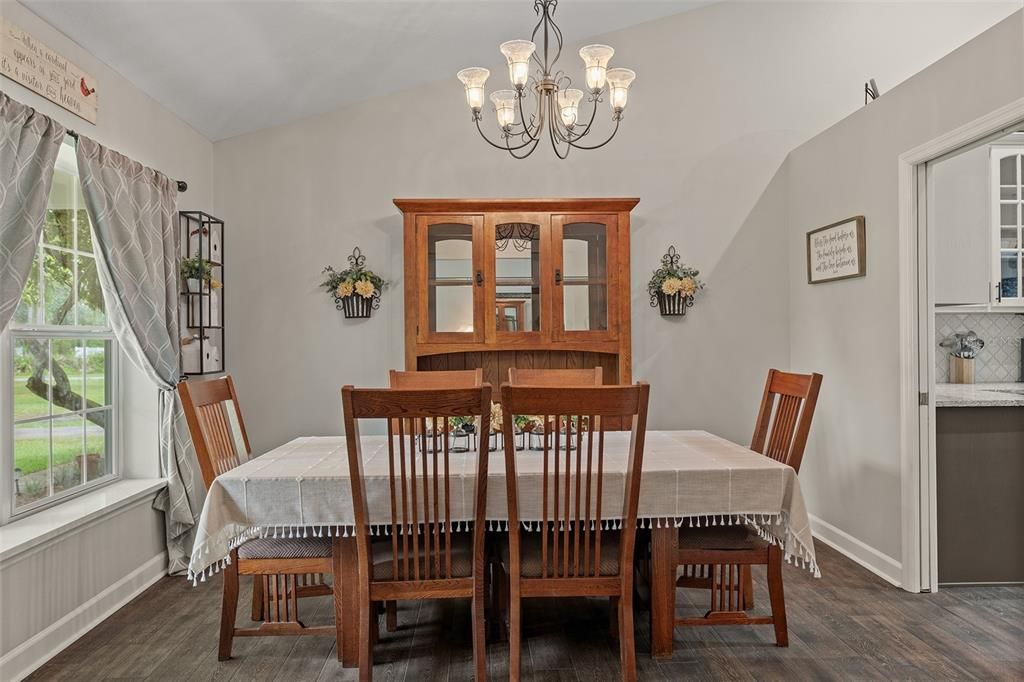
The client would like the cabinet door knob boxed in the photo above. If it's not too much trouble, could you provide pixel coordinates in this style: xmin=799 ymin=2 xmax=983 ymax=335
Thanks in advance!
xmin=555 ymin=268 xmax=562 ymax=285
xmin=475 ymin=270 xmax=483 ymax=286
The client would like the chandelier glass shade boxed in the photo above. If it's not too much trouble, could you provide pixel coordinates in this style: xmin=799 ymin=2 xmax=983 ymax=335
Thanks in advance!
xmin=457 ymin=0 xmax=635 ymax=159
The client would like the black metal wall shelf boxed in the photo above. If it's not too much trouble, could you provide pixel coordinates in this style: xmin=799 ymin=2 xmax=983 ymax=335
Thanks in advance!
xmin=179 ymin=210 xmax=225 ymax=376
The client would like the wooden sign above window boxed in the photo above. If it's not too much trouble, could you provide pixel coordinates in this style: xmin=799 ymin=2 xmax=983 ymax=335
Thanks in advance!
xmin=1 ymin=19 xmax=98 ymax=124
xmin=806 ymin=216 xmax=866 ymax=284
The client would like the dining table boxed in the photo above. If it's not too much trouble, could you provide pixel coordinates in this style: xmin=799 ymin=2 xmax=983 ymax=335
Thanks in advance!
xmin=188 ymin=430 xmax=819 ymax=664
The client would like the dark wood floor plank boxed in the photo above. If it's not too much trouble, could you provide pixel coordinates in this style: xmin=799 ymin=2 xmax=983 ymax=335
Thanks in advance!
xmin=23 ymin=541 xmax=1024 ymax=682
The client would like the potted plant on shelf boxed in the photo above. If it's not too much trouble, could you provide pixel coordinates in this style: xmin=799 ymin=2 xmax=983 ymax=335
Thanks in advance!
xmin=180 ymin=256 xmax=220 ymax=293
xmin=321 ymin=247 xmax=387 ymax=319
xmin=647 ymin=245 xmax=704 ymax=317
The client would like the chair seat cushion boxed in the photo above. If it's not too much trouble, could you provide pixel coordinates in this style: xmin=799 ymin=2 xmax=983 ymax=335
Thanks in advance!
xmin=372 ymin=533 xmax=475 ymax=580
xmin=678 ymin=525 xmax=767 ymax=551
xmin=500 ymin=530 xmax=621 ymax=577
xmin=237 ymin=536 xmax=332 ymax=560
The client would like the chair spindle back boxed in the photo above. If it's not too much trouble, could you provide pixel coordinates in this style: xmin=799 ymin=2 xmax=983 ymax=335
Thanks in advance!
xmin=750 ymin=369 xmax=823 ymax=473
xmin=500 ymin=383 xmax=650 ymax=579
xmin=388 ymin=368 xmax=483 ymax=389
xmin=341 ymin=385 xmax=492 ymax=582
xmin=178 ymin=376 xmax=252 ymax=490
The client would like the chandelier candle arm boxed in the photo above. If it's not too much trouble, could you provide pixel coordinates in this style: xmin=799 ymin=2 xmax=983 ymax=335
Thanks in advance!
xmin=474 ymin=115 xmax=538 ymax=152
xmin=456 ymin=0 xmax=634 ymax=159
xmin=565 ymin=116 xmax=620 ymax=151
xmin=515 ymin=87 xmax=544 ymax=141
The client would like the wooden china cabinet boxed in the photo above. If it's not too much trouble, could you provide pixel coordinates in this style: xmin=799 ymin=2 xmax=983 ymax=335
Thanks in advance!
xmin=395 ymin=198 xmax=638 ymax=391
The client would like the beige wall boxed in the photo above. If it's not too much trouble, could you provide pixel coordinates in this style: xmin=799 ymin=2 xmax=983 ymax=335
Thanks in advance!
xmin=785 ymin=11 xmax=1024 ymax=573
xmin=215 ymin=1 xmax=1018 ymax=458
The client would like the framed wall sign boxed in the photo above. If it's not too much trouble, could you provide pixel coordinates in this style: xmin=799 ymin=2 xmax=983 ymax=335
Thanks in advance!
xmin=1 ymin=19 xmax=98 ymax=123
xmin=806 ymin=216 xmax=866 ymax=284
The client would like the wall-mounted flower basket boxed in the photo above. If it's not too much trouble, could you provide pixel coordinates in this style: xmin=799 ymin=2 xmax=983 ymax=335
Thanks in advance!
xmin=339 ymin=294 xmax=375 ymax=319
xmin=647 ymin=245 xmax=704 ymax=317
xmin=655 ymin=290 xmax=694 ymax=316
xmin=321 ymin=247 xmax=387 ymax=319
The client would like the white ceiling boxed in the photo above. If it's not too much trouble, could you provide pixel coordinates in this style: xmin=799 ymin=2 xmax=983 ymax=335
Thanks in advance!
xmin=22 ymin=0 xmax=714 ymax=141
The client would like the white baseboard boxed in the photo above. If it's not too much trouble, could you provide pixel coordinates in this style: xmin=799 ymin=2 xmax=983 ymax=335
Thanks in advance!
xmin=809 ymin=514 xmax=903 ymax=588
xmin=0 ymin=551 xmax=167 ymax=681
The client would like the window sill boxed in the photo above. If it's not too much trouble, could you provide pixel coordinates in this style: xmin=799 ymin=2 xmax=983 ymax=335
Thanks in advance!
xmin=0 ymin=478 xmax=166 ymax=564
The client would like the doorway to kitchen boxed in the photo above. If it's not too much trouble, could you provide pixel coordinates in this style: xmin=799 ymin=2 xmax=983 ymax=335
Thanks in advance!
xmin=899 ymin=102 xmax=1024 ymax=593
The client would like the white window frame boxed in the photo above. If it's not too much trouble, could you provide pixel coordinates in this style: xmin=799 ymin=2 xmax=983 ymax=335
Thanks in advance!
xmin=0 ymin=142 xmax=120 ymax=525
xmin=991 ymin=144 xmax=1024 ymax=306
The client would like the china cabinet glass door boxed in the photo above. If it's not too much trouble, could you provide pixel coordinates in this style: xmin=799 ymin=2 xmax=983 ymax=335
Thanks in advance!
xmin=552 ymin=214 xmax=618 ymax=340
xmin=486 ymin=214 xmax=551 ymax=343
xmin=417 ymin=215 xmax=484 ymax=343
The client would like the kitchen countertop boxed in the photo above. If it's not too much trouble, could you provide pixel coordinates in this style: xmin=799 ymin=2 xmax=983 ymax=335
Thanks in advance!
xmin=935 ymin=383 xmax=1024 ymax=407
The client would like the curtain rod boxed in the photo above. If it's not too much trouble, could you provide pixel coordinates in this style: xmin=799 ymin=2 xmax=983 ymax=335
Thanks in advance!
xmin=65 ymin=128 xmax=188 ymax=193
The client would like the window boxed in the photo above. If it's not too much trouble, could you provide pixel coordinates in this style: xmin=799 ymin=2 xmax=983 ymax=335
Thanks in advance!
xmin=3 ymin=140 xmax=117 ymax=519
xmin=993 ymin=146 xmax=1023 ymax=304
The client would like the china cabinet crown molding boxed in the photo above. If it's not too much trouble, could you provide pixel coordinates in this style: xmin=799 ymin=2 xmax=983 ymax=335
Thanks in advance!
xmin=396 ymin=197 xmax=637 ymax=392
xmin=393 ymin=197 xmax=639 ymax=213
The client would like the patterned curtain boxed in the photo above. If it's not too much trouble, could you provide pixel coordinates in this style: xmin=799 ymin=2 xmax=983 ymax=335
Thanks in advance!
xmin=0 ymin=92 xmax=65 ymax=332
xmin=76 ymin=136 xmax=203 ymax=574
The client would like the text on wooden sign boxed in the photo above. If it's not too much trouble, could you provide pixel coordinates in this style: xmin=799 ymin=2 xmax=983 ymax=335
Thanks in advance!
xmin=1 ymin=19 xmax=97 ymax=124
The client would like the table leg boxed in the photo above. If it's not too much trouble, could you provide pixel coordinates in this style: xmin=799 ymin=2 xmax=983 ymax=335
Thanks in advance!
xmin=650 ymin=525 xmax=677 ymax=659
xmin=332 ymin=535 xmax=359 ymax=667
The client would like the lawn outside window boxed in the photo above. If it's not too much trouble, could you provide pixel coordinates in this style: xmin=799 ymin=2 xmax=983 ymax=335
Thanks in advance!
xmin=1 ymin=139 xmax=119 ymax=524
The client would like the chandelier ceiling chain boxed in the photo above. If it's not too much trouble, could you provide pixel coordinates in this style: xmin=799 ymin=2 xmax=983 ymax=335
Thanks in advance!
xmin=457 ymin=0 xmax=635 ymax=160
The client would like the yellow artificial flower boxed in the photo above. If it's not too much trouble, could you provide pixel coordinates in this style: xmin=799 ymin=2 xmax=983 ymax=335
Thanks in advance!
xmin=354 ymin=279 xmax=375 ymax=299
xmin=209 ymin=278 xmax=223 ymax=290
xmin=337 ymin=280 xmax=354 ymax=298
xmin=661 ymin=277 xmax=683 ymax=295
xmin=679 ymin=277 xmax=697 ymax=297
xmin=489 ymin=401 xmax=504 ymax=432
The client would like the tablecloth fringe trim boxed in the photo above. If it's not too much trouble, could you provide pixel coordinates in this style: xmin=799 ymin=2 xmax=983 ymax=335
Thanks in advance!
xmin=188 ymin=512 xmax=820 ymax=583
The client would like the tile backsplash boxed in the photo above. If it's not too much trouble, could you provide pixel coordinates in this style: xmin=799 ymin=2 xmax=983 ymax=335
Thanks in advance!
xmin=936 ymin=313 xmax=1024 ymax=383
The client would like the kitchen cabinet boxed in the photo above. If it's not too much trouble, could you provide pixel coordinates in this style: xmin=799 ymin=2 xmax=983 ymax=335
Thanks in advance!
xmin=936 ymin=405 xmax=1024 ymax=584
xmin=992 ymin=146 xmax=1024 ymax=305
xmin=396 ymin=198 xmax=637 ymax=390
xmin=931 ymin=145 xmax=991 ymax=305
xmin=931 ymin=143 xmax=1024 ymax=307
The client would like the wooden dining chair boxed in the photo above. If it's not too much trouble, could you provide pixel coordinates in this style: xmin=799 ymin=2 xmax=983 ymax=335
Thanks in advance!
xmin=341 ymin=384 xmax=493 ymax=681
xmin=178 ymin=376 xmax=334 ymax=660
xmin=380 ymin=368 xmax=483 ymax=631
xmin=671 ymin=369 xmax=822 ymax=646
xmin=497 ymin=382 xmax=650 ymax=682
xmin=508 ymin=366 xmax=603 ymax=386
xmin=389 ymin=368 xmax=483 ymax=388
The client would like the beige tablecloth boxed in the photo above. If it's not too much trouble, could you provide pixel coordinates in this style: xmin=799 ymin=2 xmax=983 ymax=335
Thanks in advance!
xmin=188 ymin=431 xmax=818 ymax=581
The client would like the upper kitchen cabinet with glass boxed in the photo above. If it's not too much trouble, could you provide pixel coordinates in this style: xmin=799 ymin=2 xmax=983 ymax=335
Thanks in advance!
xmin=993 ymin=146 xmax=1023 ymax=305
xmin=396 ymin=198 xmax=638 ymax=388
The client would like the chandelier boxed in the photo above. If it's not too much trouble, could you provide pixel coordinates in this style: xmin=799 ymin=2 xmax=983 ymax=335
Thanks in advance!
xmin=456 ymin=0 xmax=635 ymax=159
